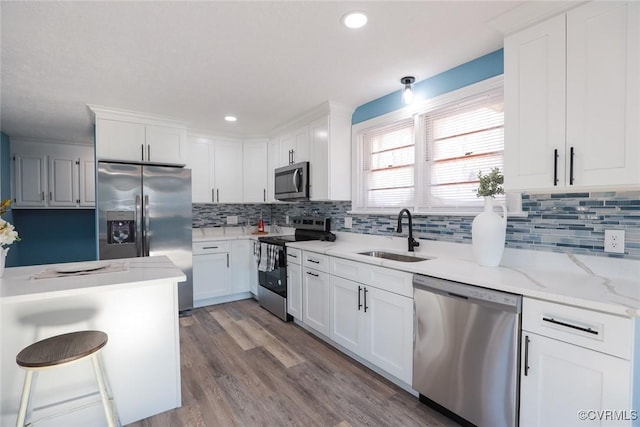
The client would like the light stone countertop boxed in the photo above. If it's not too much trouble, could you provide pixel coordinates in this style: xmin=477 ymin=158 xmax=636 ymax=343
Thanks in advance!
xmin=190 ymin=228 xmax=639 ymax=317
xmin=0 ymin=255 xmax=186 ymax=303
xmin=192 ymin=226 xmax=295 ymax=242
xmin=287 ymin=233 xmax=640 ymax=318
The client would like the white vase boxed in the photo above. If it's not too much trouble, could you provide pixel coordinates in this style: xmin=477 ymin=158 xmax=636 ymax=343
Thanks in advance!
xmin=472 ymin=197 xmax=507 ymax=267
xmin=0 ymin=246 xmax=8 ymax=277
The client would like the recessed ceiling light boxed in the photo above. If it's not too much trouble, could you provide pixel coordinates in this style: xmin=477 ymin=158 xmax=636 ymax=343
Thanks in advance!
xmin=224 ymin=115 xmax=237 ymax=122
xmin=342 ymin=11 xmax=367 ymax=29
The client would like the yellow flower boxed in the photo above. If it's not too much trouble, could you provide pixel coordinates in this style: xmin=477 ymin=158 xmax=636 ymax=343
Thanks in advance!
xmin=0 ymin=199 xmax=10 ymax=216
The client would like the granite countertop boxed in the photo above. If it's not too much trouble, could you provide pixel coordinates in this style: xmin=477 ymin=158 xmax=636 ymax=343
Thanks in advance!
xmin=287 ymin=233 xmax=640 ymax=318
xmin=1 ymin=256 xmax=186 ymax=303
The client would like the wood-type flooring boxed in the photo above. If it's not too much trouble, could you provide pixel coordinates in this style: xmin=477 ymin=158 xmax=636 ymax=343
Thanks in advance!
xmin=127 ymin=299 xmax=458 ymax=427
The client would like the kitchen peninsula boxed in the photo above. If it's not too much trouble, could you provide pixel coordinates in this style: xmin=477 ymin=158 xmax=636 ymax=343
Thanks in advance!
xmin=0 ymin=256 xmax=185 ymax=426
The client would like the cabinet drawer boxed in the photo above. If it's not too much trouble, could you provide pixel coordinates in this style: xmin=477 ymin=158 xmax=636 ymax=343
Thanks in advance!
xmin=330 ymin=257 xmax=413 ymax=298
xmin=303 ymin=251 xmax=329 ymax=272
xmin=287 ymin=247 xmax=302 ymax=265
xmin=522 ymin=298 xmax=632 ymax=359
xmin=193 ymin=241 xmax=231 ymax=254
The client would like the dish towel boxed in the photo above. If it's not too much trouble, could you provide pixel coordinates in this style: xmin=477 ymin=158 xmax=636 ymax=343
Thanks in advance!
xmin=257 ymin=243 xmax=278 ymax=272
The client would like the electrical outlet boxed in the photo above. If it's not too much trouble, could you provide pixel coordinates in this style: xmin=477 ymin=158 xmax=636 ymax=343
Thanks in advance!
xmin=286 ymin=215 xmax=290 ymax=225
xmin=226 ymin=215 xmax=238 ymax=225
xmin=344 ymin=217 xmax=353 ymax=229
xmin=604 ymin=229 xmax=625 ymax=254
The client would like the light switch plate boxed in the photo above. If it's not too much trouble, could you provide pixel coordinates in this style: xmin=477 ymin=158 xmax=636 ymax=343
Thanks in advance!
xmin=227 ymin=215 xmax=238 ymax=225
xmin=344 ymin=217 xmax=353 ymax=229
xmin=604 ymin=229 xmax=625 ymax=254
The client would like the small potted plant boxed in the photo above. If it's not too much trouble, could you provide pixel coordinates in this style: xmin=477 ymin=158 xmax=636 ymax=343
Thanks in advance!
xmin=472 ymin=168 xmax=507 ymax=267
xmin=476 ymin=167 xmax=504 ymax=198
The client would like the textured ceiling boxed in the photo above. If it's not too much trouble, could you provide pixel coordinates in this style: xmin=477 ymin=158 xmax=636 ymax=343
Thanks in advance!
xmin=1 ymin=1 xmax=528 ymax=144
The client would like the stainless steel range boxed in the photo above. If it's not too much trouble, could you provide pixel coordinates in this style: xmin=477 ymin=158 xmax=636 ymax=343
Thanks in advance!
xmin=257 ymin=217 xmax=334 ymax=321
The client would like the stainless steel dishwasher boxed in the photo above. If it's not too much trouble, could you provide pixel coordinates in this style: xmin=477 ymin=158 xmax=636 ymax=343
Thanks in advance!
xmin=413 ymin=274 xmax=522 ymax=427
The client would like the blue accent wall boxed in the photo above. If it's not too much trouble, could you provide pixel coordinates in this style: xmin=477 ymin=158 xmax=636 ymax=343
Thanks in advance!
xmin=12 ymin=209 xmax=96 ymax=266
xmin=1 ymin=131 xmax=96 ymax=266
xmin=352 ymin=49 xmax=504 ymax=124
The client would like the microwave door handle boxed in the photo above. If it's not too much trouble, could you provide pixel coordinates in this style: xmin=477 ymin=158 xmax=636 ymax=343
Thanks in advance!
xmin=135 ymin=195 xmax=142 ymax=257
xmin=293 ymin=168 xmax=300 ymax=192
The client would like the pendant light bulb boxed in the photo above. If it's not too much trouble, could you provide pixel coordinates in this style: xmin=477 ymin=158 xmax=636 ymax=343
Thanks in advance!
xmin=401 ymin=76 xmax=415 ymax=105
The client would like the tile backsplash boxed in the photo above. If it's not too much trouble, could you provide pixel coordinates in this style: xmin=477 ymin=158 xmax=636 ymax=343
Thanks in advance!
xmin=193 ymin=191 xmax=640 ymax=259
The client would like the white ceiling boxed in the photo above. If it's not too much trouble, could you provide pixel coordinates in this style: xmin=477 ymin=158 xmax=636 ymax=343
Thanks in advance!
xmin=1 ymin=1 xmax=531 ymax=145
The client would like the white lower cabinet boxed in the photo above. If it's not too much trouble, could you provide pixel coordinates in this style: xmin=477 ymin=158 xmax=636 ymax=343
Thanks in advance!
xmin=329 ymin=275 xmax=413 ymax=384
xmin=230 ymin=240 xmax=251 ymax=294
xmin=286 ymin=248 xmax=303 ymax=320
xmin=520 ymin=333 xmax=631 ymax=427
xmin=193 ymin=252 xmax=230 ymax=303
xmin=520 ymin=298 xmax=633 ymax=427
xmin=302 ymin=251 xmax=330 ymax=336
xmin=302 ymin=268 xmax=330 ymax=335
xmin=327 ymin=257 xmax=413 ymax=385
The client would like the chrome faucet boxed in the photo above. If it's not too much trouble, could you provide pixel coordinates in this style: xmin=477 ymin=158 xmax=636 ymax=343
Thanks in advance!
xmin=397 ymin=209 xmax=420 ymax=252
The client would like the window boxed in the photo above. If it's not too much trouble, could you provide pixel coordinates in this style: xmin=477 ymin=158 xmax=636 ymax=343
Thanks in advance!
xmin=353 ymin=77 xmax=504 ymax=214
xmin=361 ymin=119 xmax=414 ymax=208
xmin=422 ymin=90 xmax=504 ymax=209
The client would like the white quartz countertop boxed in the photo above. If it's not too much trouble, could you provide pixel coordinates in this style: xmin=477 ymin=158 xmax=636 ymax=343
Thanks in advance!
xmin=190 ymin=228 xmax=639 ymax=317
xmin=192 ymin=226 xmax=294 ymax=242
xmin=286 ymin=233 xmax=640 ymax=318
xmin=1 ymin=256 xmax=186 ymax=303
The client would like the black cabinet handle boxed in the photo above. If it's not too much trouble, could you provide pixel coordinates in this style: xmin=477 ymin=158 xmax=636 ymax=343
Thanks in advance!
xmin=364 ymin=288 xmax=368 ymax=312
xmin=263 ymin=188 xmax=266 ymax=202
xmin=553 ymin=149 xmax=559 ymax=186
xmin=569 ymin=146 xmax=575 ymax=185
xmin=216 ymin=189 xmax=219 ymax=202
xmin=308 ymin=259 xmax=320 ymax=264
xmin=524 ymin=335 xmax=530 ymax=376
xmin=203 ymin=246 xmax=219 ymax=250
xmin=306 ymin=271 xmax=319 ymax=277
xmin=147 ymin=145 xmax=151 ymax=162
xmin=141 ymin=144 xmax=144 ymax=161
xmin=542 ymin=317 xmax=598 ymax=335
xmin=358 ymin=286 xmax=363 ymax=311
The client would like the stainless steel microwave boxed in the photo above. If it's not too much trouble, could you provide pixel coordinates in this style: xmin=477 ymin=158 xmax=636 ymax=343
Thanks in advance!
xmin=274 ymin=161 xmax=309 ymax=201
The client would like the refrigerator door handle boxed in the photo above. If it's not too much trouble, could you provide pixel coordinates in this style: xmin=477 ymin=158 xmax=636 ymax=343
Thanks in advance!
xmin=144 ymin=195 xmax=150 ymax=256
xmin=135 ymin=195 xmax=143 ymax=256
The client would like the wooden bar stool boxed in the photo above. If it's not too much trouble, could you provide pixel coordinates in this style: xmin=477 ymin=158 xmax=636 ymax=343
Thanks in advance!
xmin=15 ymin=330 xmax=120 ymax=427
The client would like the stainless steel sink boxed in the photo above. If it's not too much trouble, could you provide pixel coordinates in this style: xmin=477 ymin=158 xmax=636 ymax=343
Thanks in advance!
xmin=358 ymin=251 xmax=432 ymax=263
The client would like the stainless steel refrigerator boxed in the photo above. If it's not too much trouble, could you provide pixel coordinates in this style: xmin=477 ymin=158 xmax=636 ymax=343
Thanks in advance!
xmin=97 ymin=161 xmax=193 ymax=313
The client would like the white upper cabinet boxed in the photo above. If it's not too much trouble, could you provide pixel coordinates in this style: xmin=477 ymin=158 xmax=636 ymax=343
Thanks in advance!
xmin=309 ymin=105 xmax=352 ymax=201
xmin=91 ymin=106 xmax=187 ymax=165
xmin=13 ymin=153 xmax=47 ymax=207
xmin=186 ymin=135 xmax=244 ymax=204
xmin=214 ymin=140 xmax=243 ymax=203
xmin=278 ymin=126 xmax=310 ymax=167
xmin=504 ymin=1 xmax=639 ymax=191
xmin=12 ymin=140 xmax=94 ymax=209
xmin=187 ymin=136 xmax=215 ymax=203
xmin=243 ymin=140 xmax=268 ymax=203
xmin=268 ymin=102 xmax=353 ymax=201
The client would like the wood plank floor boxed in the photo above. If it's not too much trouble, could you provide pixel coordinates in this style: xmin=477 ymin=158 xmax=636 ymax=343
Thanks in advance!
xmin=127 ymin=299 xmax=459 ymax=427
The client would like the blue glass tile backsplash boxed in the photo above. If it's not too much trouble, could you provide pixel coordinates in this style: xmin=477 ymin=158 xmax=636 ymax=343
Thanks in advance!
xmin=193 ymin=191 xmax=640 ymax=259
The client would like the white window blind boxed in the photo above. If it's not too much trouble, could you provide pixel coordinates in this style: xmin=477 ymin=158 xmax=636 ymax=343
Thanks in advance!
xmin=421 ymin=90 xmax=504 ymax=209
xmin=361 ymin=119 xmax=414 ymax=208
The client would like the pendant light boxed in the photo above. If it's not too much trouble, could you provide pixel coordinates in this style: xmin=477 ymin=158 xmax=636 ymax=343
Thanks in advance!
xmin=401 ymin=76 xmax=415 ymax=104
